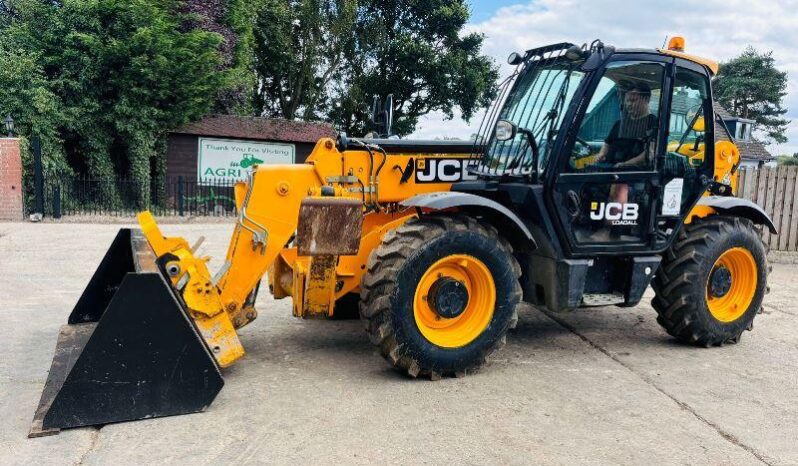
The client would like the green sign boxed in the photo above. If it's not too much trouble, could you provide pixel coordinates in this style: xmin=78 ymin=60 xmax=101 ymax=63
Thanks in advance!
xmin=197 ymin=138 xmax=295 ymax=184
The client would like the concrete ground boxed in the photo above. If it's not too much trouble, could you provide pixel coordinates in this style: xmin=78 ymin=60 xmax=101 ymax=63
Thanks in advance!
xmin=0 ymin=222 xmax=796 ymax=466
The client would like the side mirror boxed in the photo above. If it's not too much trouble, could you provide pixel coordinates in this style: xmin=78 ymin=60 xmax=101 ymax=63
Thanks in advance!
xmin=581 ymin=43 xmax=615 ymax=72
xmin=368 ymin=94 xmax=395 ymax=138
xmin=495 ymin=120 xmax=517 ymax=141
xmin=369 ymin=95 xmax=380 ymax=123
xmin=507 ymin=52 xmax=524 ymax=65
xmin=384 ymin=94 xmax=394 ymax=137
xmin=565 ymin=45 xmax=586 ymax=61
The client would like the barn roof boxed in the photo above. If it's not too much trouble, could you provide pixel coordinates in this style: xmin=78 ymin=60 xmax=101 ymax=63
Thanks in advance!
xmin=172 ymin=115 xmax=336 ymax=144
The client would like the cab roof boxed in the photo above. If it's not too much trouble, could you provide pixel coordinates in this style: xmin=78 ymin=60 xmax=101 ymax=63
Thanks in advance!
xmin=658 ymin=49 xmax=719 ymax=75
xmin=614 ymin=48 xmax=719 ymax=75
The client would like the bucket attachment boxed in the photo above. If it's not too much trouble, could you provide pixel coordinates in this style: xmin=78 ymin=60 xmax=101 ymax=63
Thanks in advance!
xmin=29 ymin=229 xmax=223 ymax=437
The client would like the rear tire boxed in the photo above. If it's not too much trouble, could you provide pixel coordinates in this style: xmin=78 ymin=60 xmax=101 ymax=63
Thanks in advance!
xmin=652 ymin=216 xmax=768 ymax=346
xmin=359 ymin=214 xmax=522 ymax=378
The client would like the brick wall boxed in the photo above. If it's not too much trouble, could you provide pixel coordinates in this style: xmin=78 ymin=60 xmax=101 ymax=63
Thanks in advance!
xmin=0 ymin=138 xmax=23 ymax=221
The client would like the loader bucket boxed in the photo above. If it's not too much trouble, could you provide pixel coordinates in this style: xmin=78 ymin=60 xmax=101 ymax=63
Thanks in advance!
xmin=29 ymin=229 xmax=223 ymax=437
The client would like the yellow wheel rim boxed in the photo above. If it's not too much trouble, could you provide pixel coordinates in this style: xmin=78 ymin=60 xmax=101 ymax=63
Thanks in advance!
xmin=706 ymin=247 xmax=757 ymax=322
xmin=413 ymin=254 xmax=496 ymax=348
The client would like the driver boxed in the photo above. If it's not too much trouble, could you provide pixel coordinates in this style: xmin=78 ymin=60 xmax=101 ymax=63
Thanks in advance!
xmin=595 ymin=81 xmax=658 ymax=168
xmin=594 ymin=81 xmax=658 ymax=206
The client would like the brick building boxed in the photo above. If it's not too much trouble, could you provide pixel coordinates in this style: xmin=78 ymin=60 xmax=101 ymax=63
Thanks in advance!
xmin=166 ymin=115 xmax=336 ymax=183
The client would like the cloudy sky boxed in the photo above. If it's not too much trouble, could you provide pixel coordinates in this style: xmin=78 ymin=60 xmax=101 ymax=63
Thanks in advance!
xmin=410 ymin=0 xmax=798 ymax=156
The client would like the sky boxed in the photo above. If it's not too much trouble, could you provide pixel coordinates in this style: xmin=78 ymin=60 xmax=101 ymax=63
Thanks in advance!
xmin=410 ymin=0 xmax=798 ymax=156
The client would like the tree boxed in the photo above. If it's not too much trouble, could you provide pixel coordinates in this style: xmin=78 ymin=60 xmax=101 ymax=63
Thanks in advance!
xmin=777 ymin=153 xmax=798 ymax=166
xmin=252 ymin=0 xmax=498 ymax=137
xmin=253 ymin=0 xmax=357 ymax=121
xmin=0 ymin=45 xmax=67 ymax=168
xmin=0 ymin=0 xmax=237 ymax=203
xmin=184 ymin=0 xmax=257 ymax=114
xmin=713 ymin=47 xmax=789 ymax=144
xmin=335 ymin=0 xmax=498 ymax=136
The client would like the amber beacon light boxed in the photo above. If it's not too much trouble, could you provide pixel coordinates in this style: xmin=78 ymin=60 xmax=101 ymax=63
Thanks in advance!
xmin=667 ymin=36 xmax=686 ymax=52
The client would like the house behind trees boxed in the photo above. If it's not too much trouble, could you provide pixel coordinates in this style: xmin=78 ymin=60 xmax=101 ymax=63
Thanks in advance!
xmin=714 ymin=103 xmax=775 ymax=169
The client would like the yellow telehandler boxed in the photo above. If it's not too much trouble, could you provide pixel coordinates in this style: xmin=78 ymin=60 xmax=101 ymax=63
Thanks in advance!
xmin=30 ymin=37 xmax=774 ymax=436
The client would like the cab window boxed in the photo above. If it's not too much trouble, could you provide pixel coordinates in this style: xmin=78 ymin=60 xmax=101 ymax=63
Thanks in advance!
xmin=569 ymin=61 xmax=665 ymax=172
xmin=667 ymin=68 xmax=710 ymax=168
xmin=656 ymin=67 xmax=713 ymax=223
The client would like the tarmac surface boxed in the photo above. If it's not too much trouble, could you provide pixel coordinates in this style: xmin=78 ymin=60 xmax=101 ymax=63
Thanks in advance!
xmin=1 ymin=221 xmax=796 ymax=465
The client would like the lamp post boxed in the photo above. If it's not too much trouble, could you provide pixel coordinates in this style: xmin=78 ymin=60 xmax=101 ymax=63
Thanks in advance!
xmin=3 ymin=115 xmax=14 ymax=137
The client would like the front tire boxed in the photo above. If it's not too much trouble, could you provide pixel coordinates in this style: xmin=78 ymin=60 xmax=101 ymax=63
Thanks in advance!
xmin=652 ymin=216 xmax=768 ymax=346
xmin=359 ymin=214 xmax=522 ymax=378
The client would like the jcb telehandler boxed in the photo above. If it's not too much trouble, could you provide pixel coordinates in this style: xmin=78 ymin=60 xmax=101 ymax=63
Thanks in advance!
xmin=31 ymin=37 xmax=775 ymax=436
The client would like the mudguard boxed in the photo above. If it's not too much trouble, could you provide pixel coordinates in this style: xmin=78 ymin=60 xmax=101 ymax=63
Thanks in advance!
xmin=697 ymin=196 xmax=777 ymax=234
xmin=401 ymin=192 xmax=537 ymax=249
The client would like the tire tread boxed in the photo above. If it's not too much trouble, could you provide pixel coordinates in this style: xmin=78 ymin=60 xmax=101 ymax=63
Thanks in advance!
xmin=652 ymin=216 xmax=768 ymax=346
xmin=359 ymin=214 xmax=522 ymax=378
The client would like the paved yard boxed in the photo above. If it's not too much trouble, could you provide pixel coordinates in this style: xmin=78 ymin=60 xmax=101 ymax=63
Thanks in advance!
xmin=1 ymin=222 xmax=796 ymax=465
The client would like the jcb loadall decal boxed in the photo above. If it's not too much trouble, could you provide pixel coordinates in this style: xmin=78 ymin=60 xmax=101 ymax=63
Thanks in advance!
xmin=590 ymin=202 xmax=639 ymax=225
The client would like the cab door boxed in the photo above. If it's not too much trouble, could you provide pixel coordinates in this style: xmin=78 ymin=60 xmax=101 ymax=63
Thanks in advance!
xmin=548 ymin=55 xmax=715 ymax=255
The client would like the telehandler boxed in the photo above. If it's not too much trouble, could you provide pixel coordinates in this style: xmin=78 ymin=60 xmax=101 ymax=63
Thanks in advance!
xmin=30 ymin=37 xmax=774 ymax=437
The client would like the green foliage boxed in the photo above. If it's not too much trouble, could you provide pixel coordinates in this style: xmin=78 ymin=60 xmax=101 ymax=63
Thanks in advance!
xmin=777 ymin=154 xmax=798 ymax=166
xmin=186 ymin=0 xmax=258 ymax=114
xmin=225 ymin=0 xmax=258 ymax=115
xmin=253 ymin=0 xmax=358 ymax=121
xmin=341 ymin=0 xmax=498 ymax=136
xmin=0 ymin=46 xmax=68 ymax=173
xmin=713 ymin=47 xmax=789 ymax=144
xmin=1 ymin=0 xmax=500 ymax=208
xmin=253 ymin=0 xmax=498 ymax=137
xmin=0 ymin=0 xmax=237 ymax=203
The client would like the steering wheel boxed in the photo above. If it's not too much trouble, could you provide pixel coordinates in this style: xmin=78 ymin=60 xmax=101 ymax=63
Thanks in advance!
xmin=568 ymin=136 xmax=600 ymax=171
xmin=574 ymin=136 xmax=592 ymax=152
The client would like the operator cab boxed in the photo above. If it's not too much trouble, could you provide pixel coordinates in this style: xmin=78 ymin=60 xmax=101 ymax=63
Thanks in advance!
xmin=461 ymin=38 xmax=721 ymax=310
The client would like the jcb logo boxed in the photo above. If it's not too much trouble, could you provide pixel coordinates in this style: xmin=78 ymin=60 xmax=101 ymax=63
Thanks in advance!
xmin=397 ymin=158 xmax=477 ymax=184
xmin=590 ymin=202 xmax=639 ymax=225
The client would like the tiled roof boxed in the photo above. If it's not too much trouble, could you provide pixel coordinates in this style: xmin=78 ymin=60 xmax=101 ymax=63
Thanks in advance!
xmin=737 ymin=140 xmax=774 ymax=162
xmin=715 ymin=116 xmax=733 ymax=142
xmin=712 ymin=102 xmax=773 ymax=161
xmin=672 ymin=91 xmax=698 ymax=115
xmin=713 ymin=101 xmax=735 ymax=120
xmin=172 ymin=115 xmax=337 ymax=144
